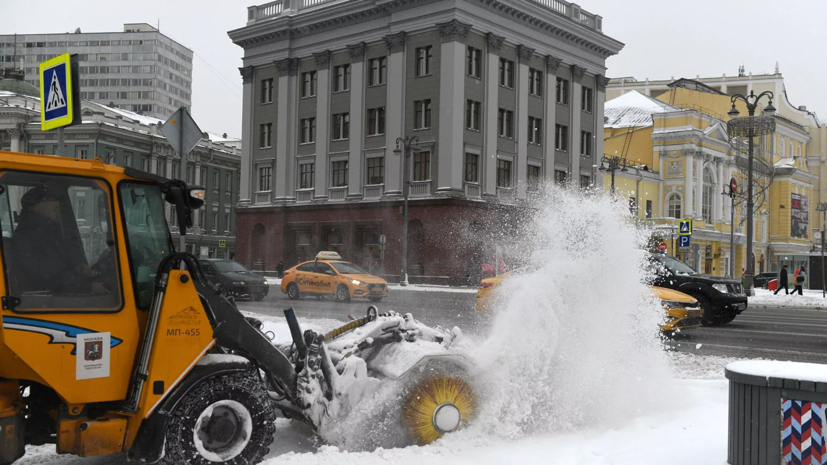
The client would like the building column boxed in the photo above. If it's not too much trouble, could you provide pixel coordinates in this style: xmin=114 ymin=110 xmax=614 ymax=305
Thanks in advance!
xmin=484 ymin=33 xmax=504 ymax=197
xmin=695 ymin=156 xmax=704 ymax=221
xmin=544 ymin=56 xmax=562 ymax=185
xmin=683 ymin=151 xmax=694 ymax=218
xmin=238 ymin=66 xmax=254 ymax=206
xmin=275 ymin=58 xmax=299 ymax=200
xmin=314 ymin=50 xmax=332 ymax=200
xmin=658 ymin=154 xmax=665 ymax=218
xmin=436 ymin=20 xmax=471 ymax=197
xmin=716 ymin=159 xmax=724 ymax=222
xmin=384 ymin=32 xmax=406 ymax=196
xmin=595 ymin=75 xmax=608 ymax=185
xmin=515 ymin=45 xmax=533 ymax=199
xmin=570 ymin=65 xmax=586 ymax=180
xmin=347 ymin=42 xmax=366 ymax=199
xmin=8 ymin=128 xmax=21 ymax=153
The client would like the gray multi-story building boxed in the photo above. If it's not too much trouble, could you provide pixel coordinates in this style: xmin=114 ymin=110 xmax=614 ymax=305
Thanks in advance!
xmin=0 ymin=23 xmax=192 ymax=119
xmin=0 ymin=76 xmax=239 ymax=258
xmin=228 ymin=0 xmax=623 ymax=279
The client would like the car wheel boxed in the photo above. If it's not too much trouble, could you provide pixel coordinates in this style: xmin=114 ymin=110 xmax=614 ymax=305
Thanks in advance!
xmin=368 ymin=296 xmax=383 ymax=302
xmin=335 ymin=285 xmax=351 ymax=303
xmin=286 ymin=283 xmax=300 ymax=300
xmin=161 ymin=373 xmax=276 ymax=465
xmin=696 ymin=294 xmax=734 ymax=326
xmin=251 ymin=293 xmax=265 ymax=302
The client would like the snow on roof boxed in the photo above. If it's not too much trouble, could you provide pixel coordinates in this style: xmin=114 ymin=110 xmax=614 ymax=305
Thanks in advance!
xmin=604 ymin=91 xmax=679 ymax=128
xmin=727 ymin=360 xmax=827 ymax=383
xmin=774 ymin=157 xmax=796 ymax=168
xmin=82 ymin=100 xmax=164 ymax=126
xmin=205 ymin=131 xmax=241 ymax=143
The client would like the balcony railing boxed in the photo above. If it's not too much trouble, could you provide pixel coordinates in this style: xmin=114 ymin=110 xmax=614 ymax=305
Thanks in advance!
xmin=409 ymin=181 xmax=431 ymax=197
xmin=328 ymin=186 xmax=347 ymax=201
xmin=296 ymin=189 xmax=313 ymax=203
xmin=254 ymin=191 xmax=271 ymax=205
xmin=247 ymin=0 xmax=602 ymax=31
xmin=465 ymin=183 xmax=482 ymax=199
xmin=364 ymin=184 xmax=383 ymax=199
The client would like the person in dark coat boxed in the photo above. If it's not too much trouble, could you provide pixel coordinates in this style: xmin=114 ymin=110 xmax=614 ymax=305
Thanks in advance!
xmin=276 ymin=261 xmax=285 ymax=279
xmin=12 ymin=186 xmax=107 ymax=295
xmin=792 ymin=265 xmax=806 ymax=296
xmin=774 ymin=265 xmax=789 ymax=295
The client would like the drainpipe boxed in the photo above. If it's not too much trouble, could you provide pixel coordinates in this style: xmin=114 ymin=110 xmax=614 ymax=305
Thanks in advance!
xmin=636 ymin=169 xmax=644 ymax=218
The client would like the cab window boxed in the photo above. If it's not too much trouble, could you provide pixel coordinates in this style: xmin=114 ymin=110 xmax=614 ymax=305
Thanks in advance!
xmin=316 ymin=263 xmax=336 ymax=275
xmin=296 ymin=263 xmax=316 ymax=272
xmin=0 ymin=171 xmax=121 ymax=312
xmin=119 ymin=182 xmax=172 ymax=310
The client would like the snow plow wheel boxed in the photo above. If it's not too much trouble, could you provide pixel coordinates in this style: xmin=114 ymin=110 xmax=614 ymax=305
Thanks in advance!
xmin=286 ymin=283 xmax=300 ymax=300
xmin=161 ymin=373 xmax=276 ymax=465
xmin=402 ymin=376 xmax=476 ymax=445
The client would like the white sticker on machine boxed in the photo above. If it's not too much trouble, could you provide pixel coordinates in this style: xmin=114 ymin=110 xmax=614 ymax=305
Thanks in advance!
xmin=76 ymin=332 xmax=111 ymax=380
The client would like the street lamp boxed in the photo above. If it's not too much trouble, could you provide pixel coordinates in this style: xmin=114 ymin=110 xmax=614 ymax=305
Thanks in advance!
xmin=722 ymin=177 xmax=737 ymax=278
xmin=817 ymin=202 xmax=827 ymax=298
xmin=598 ymin=155 xmax=628 ymax=195
xmin=727 ymin=90 xmax=776 ymax=296
xmin=393 ymin=136 xmax=419 ymax=287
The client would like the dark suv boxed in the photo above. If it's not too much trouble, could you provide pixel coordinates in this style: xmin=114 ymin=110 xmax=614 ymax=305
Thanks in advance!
xmin=198 ymin=259 xmax=269 ymax=301
xmin=648 ymin=253 xmax=747 ymax=326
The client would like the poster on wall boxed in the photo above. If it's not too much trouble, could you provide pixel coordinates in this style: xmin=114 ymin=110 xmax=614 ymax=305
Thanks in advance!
xmin=791 ymin=193 xmax=809 ymax=239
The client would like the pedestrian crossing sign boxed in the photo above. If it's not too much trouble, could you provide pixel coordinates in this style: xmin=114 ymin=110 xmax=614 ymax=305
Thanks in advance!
xmin=219 ymin=239 xmax=226 ymax=248
xmin=678 ymin=219 xmax=693 ymax=236
xmin=39 ymin=53 xmax=80 ymax=131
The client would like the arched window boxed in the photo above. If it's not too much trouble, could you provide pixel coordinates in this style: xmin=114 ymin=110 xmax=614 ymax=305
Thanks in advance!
xmin=667 ymin=193 xmax=682 ymax=219
xmin=702 ymin=167 xmax=715 ymax=222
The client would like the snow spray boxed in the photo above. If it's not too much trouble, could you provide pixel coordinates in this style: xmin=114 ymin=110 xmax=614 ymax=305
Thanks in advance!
xmin=467 ymin=186 xmax=676 ymax=438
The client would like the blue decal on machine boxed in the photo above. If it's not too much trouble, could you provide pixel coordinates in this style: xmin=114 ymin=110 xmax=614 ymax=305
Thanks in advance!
xmin=1 ymin=316 xmax=122 ymax=355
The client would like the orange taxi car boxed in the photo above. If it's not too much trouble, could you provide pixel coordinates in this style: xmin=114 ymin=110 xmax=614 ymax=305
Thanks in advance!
xmin=280 ymin=251 xmax=388 ymax=302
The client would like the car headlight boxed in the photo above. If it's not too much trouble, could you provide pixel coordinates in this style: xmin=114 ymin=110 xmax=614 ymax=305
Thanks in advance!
xmin=233 ymin=281 xmax=245 ymax=285
xmin=712 ymin=284 xmax=729 ymax=294
xmin=263 ymin=279 xmax=269 ymax=285
xmin=348 ymin=278 xmax=362 ymax=285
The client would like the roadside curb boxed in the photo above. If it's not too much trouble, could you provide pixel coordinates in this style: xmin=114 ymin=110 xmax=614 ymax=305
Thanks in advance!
xmin=747 ymin=304 xmax=827 ymax=311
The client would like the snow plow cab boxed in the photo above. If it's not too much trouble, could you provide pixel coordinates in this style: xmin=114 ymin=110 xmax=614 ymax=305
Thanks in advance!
xmin=0 ymin=150 xmax=475 ymax=465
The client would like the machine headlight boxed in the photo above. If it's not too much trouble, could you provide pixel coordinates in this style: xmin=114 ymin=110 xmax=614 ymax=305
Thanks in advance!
xmin=661 ymin=300 xmax=692 ymax=310
xmin=712 ymin=284 xmax=729 ymax=294
xmin=348 ymin=278 xmax=362 ymax=285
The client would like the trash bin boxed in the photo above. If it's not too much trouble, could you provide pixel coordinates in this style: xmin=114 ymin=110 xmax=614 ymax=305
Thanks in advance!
xmin=768 ymin=279 xmax=778 ymax=292
xmin=725 ymin=360 xmax=827 ymax=465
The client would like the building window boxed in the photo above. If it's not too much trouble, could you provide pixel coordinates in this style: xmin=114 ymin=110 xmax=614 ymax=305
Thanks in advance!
xmin=499 ymin=58 xmax=514 ymax=88
xmin=224 ymin=213 xmax=231 ymax=233
xmin=554 ymin=170 xmax=567 ymax=185
xmin=124 ymin=154 xmax=132 ymax=168
xmin=331 ymin=160 xmax=348 ymax=187
xmin=667 ymin=193 xmax=682 ymax=219
xmin=333 ymin=65 xmax=350 ymax=92
xmin=556 ymin=77 xmax=569 ymax=105
xmin=413 ymin=151 xmax=431 ymax=181
xmin=212 ymin=170 xmax=219 ymax=188
xmin=333 ymin=113 xmax=350 ymax=140
xmin=527 ymin=165 xmax=540 ymax=192
xmin=465 ymin=153 xmax=479 ymax=183
xmin=498 ymin=108 xmax=514 ymax=138
xmin=260 ymin=123 xmax=272 ymax=148
xmin=301 ymin=71 xmax=317 ymax=98
xmin=261 ymin=78 xmax=273 ymax=104
xmin=528 ymin=117 xmax=542 ymax=145
xmin=415 ymin=46 xmax=432 ymax=77
xmin=368 ymin=57 xmax=387 ymax=86
xmin=529 ymin=68 xmax=543 ymax=97
xmin=467 ymin=47 xmax=482 ymax=78
xmin=466 ymin=100 xmax=481 ymax=131
xmin=582 ymin=87 xmax=593 ymax=112
xmin=702 ymin=167 xmax=714 ymax=222
xmin=629 ymin=197 xmax=638 ymax=215
xmin=367 ymin=107 xmax=386 ymax=136
xmin=366 ymin=157 xmax=384 ymax=185
xmin=580 ymin=175 xmax=590 ymax=189
xmin=555 ymin=124 xmax=568 ymax=151
xmin=225 ymin=172 xmax=232 ymax=192
xmin=258 ymin=166 xmax=272 ymax=192
xmin=211 ymin=211 xmax=218 ymax=232
xmin=77 ymin=149 xmax=88 ymax=160
xmin=300 ymin=118 xmax=316 ymax=144
xmin=299 ymin=163 xmax=314 ymax=189
xmin=414 ymin=99 xmax=432 ymax=129
xmin=580 ymin=131 xmax=592 ymax=156
xmin=496 ymin=159 xmax=512 ymax=188
xmin=645 ymin=200 xmax=653 ymax=219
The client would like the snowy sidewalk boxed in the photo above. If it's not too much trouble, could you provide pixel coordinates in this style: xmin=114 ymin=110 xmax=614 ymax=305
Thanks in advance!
xmin=266 ymin=278 xmax=478 ymax=294
xmin=749 ymin=288 xmax=827 ymax=310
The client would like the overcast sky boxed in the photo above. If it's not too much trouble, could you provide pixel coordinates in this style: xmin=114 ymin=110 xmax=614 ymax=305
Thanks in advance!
xmin=4 ymin=0 xmax=826 ymax=137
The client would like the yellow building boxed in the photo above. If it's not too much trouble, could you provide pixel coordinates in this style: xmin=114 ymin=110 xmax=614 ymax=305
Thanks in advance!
xmin=602 ymin=78 xmax=815 ymax=277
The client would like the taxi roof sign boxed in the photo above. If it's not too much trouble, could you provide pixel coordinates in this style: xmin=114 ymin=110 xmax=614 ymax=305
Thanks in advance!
xmin=39 ymin=53 xmax=80 ymax=131
xmin=316 ymin=251 xmax=342 ymax=260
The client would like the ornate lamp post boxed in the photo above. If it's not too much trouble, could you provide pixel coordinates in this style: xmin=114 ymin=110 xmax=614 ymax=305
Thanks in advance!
xmin=727 ymin=90 xmax=776 ymax=296
xmin=598 ymin=155 xmax=628 ymax=195
xmin=393 ymin=136 xmax=419 ymax=287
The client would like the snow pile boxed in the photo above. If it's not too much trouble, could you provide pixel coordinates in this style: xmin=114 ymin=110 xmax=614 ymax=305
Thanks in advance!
xmin=468 ymin=188 xmax=675 ymax=438
xmin=750 ymin=288 xmax=827 ymax=309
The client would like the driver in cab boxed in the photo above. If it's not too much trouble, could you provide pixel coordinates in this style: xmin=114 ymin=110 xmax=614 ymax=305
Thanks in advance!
xmin=14 ymin=186 xmax=109 ymax=295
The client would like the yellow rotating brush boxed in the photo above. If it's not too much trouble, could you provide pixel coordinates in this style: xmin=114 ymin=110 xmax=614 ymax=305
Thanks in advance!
xmin=402 ymin=376 xmax=476 ymax=445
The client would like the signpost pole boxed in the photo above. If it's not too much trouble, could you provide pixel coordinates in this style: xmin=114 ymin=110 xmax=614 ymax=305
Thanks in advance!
xmin=57 ymin=127 xmax=65 ymax=157
xmin=822 ymin=208 xmax=826 ymax=298
xmin=179 ymin=111 xmax=187 ymax=255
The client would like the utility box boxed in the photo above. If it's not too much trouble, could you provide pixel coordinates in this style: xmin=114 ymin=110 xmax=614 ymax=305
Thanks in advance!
xmin=726 ymin=361 xmax=827 ymax=465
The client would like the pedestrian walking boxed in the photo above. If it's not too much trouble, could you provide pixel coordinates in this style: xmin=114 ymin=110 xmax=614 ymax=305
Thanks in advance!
xmin=276 ymin=261 xmax=284 ymax=279
xmin=792 ymin=265 xmax=806 ymax=296
xmin=774 ymin=265 xmax=789 ymax=295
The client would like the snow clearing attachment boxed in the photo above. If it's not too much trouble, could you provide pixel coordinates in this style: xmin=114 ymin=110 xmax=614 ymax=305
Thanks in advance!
xmin=0 ymin=150 xmax=475 ymax=465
